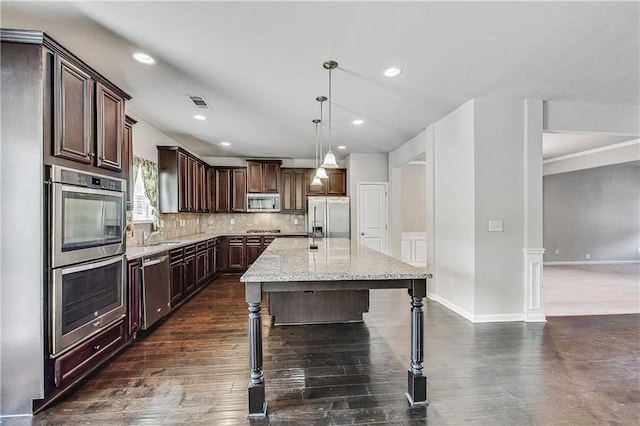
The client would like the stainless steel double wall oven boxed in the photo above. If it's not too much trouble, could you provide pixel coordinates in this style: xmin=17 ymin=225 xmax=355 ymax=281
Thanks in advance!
xmin=48 ymin=165 xmax=126 ymax=356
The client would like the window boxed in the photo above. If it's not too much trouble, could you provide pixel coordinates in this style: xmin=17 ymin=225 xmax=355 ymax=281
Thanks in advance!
xmin=133 ymin=165 xmax=154 ymax=223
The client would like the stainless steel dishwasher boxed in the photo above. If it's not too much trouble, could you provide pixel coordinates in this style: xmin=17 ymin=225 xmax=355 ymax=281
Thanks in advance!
xmin=141 ymin=253 xmax=171 ymax=330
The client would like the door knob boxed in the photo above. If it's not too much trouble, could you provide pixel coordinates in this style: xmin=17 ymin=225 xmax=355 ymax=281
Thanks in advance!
xmin=360 ymin=232 xmax=364 ymax=236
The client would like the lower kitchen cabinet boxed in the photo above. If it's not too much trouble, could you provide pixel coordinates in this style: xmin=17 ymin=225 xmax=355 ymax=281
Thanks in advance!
xmin=169 ymin=247 xmax=185 ymax=307
xmin=54 ymin=320 xmax=126 ymax=389
xmin=195 ymin=242 xmax=208 ymax=287
xmin=227 ymin=236 xmax=245 ymax=270
xmin=246 ymin=236 xmax=262 ymax=267
xmin=127 ymin=259 xmax=142 ymax=338
xmin=183 ymin=245 xmax=196 ymax=297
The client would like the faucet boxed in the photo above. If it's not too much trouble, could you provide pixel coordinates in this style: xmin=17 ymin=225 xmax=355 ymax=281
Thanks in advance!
xmin=143 ymin=229 xmax=163 ymax=245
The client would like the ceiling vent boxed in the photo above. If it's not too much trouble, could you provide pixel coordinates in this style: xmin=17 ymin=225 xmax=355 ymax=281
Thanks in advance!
xmin=187 ymin=95 xmax=210 ymax=109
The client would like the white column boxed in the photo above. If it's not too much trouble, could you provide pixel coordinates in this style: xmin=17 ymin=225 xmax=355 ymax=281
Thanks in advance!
xmin=523 ymin=99 xmax=546 ymax=322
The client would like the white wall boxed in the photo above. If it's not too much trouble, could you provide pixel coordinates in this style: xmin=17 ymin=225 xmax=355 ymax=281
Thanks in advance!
xmin=433 ymin=100 xmax=476 ymax=318
xmin=544 ymin=139 xmax=640 ymax=175
xmin=128 ymin=114 xmax=186 ymax=161
xmin=345 ymin=153 xmax=389 ymax=240
xmin=473 ymin=99 xmax=525 ymax=317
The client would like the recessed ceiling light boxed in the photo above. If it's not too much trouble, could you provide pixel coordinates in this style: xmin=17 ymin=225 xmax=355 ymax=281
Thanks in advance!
xmin=352 ymin=119 xmax=364 ymax=125
xmin=132 ymin=52 xmax=155 ymax=65
xmin=337 ymin=145 xmax=346 ymax=150
xmin=383 ymin=67 xmax=402 ymax=78
xmin=193 ymin=114 xmax=206 ymax=120
xmin=220 ymin=141 xmax=231 ymax=146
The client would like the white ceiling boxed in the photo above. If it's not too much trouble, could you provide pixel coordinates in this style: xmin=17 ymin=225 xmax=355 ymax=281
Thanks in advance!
xmin=2 ymin=1 xmax=638 ymax=161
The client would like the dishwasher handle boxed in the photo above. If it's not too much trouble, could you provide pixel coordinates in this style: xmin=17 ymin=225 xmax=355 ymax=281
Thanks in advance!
xmin=142 ymin=256 xmax=168 ymax=267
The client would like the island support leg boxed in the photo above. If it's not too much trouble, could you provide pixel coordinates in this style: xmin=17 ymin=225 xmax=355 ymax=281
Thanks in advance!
xmin=246 ymin=283 xmax=267 ymax=418
xmin=406 ymin=278 xmax=428 ymax=407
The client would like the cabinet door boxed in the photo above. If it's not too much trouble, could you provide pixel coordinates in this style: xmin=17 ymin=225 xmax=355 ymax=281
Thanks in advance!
xmin=195 ymin=250 xmax=207 ymax=286
xmin=326 ymin=169 xmax=347 ymax=195
xmin=178 ymin=152 xmax=189 ymax=212
xmin=282 ymin=169 xmax=306 ymax=213
xmin=197 ymin=163 xmax=209 ymax=212
xmin=232 ymin=168 xmax=247 ymax=212
xmin=263 ymin=162 xmax=280 ymax=193
xmin=188 ymin=156 xmax=197 ymax=212
xmin=228 ymin=238 xmax=245 ymax=270
xmin=95 ymin=82 xmax=124 ymax=171
xmin=53 ymin=54 xmax=93 ymax=164
xmin=127 ymin=259 xmax=142 ymax=338
xmin=247 ymin=162 xmax=264 ymax=193
xmin=170 ymin=261 xmax=184 ymax=307
xmin=246 ymin=237 xmax=262 ymax=267
xmin=206 ymin=245 xmax=214 ymax=279
xmin=123 ymin=116 xmax=136 ymax=210
xmin=306 ymin=169 xmax=326 ymax=195
xmin=215 ymin=168 xmax=230 ymax=212
xmin=184 ymin=255 xmax=196 ymax=295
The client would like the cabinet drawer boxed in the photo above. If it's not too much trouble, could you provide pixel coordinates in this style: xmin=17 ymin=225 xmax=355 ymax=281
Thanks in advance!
xmin=184 ymin=244 xmax=196 ymax=257
xmin=54 ymin=320 xmax=125 ymax=388
xmin=263 ymin=236 xmax=276 ymax=246
xmin=170 ymin=247 xmax=184 ymax=263
xmin=196 ymin=242 xmax=207 ymax=252
xmin=207 ymin=238 xmax=216 ymax=248
xmin=246 ymin=236 xmax=261 ymax=245
xmin=229 ymin=236 xmax=244 ymax=245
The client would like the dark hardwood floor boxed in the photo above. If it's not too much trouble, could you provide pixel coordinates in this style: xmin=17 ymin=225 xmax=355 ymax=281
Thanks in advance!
xmin=6 ymin=274 xmax=639 ymax=425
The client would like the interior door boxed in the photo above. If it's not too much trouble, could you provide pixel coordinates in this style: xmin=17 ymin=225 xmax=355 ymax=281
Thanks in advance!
xmin=358 ymin=183 xmax=388 ymax=254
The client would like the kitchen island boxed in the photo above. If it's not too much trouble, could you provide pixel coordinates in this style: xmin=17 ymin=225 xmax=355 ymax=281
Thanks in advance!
xmin=240 ymin=237 xmax=432 ymax=418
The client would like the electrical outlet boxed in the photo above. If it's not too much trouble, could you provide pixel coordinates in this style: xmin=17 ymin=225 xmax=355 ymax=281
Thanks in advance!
xmin=230 ymin=218 xmax=235 ymax=225
xmin=637 ymin=248 xmax=640 ymax=254
xmin=585 ymin=253 xmax=591 ymax=260
xmin=555 ymin=249 xmax=560 ymax=255
xmin=488 ymin=220 xmax=503 ymax=232
xmin=294 ymin=219 xmax=299 ymax=225
xmin=448 ymin=278 xmax=454 ymax=289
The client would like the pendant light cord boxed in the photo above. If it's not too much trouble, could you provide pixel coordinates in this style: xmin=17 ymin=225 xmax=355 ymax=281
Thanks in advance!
xmin=328 ymin=67 xmax=332 ymax=152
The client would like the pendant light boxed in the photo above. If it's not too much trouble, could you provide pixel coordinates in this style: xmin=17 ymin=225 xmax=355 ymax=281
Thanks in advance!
xmin=310 ymin=118 xmax=323 ymax=187
xmin=314 ymin=96 xmax=328 ymax=180
xmin=321 ymin=60 xmax=339 ymax=169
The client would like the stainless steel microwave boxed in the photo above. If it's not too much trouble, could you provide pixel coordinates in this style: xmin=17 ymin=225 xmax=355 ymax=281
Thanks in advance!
xmin=247 ymin=194 xmax=280 ymax=212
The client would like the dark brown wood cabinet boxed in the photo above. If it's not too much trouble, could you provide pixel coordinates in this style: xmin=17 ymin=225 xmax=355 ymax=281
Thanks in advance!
xmin=281 ymin=168 xmax=307 ymax=213
xmin=306 ymin=168 xmax=347 ymax=196
xmin=215 ymin=167 xmax=247 ymax=212
xmin=95 ymin=82 xmax=124 ymax=171
xmin=247 ymin=160 xmax=281 ymax=193
xmin=169 ymin=248 xmax=185 ymax=307
xmin=183 ymin=245 xmax=196 ymax=296
xmin=195 ymin=242 xmax=208 ymax=287
xmin=123 ymin=116 xmax=137 ymax=210
xmin=158 ymin=146 xmax=209 ymax=213
xmin=127 ymin=259 xmax=142 ymax=339
xmin=227 ymin=237 xmax=245 ymax=270
xmin=246 ymin=236 xmax=262 ymax=267
xmin=52 ymin=54 xmax=126 ymax=172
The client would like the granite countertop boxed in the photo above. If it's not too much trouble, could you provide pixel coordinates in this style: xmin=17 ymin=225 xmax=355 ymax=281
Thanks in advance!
xmin=126 ymin=232 xmax=307 ymax=260
xmin=240 ymin=238 xmax=429 ymax=283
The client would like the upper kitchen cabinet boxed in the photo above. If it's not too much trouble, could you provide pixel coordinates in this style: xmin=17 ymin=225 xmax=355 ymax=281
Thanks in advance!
xmin=158 ymin=146 xmax=209 ymax=213
xmin=50 ymin=49 xmax=128 ymax=173
xmin=214 ymin=167 xmax=247 ymax=213
xmin=246 ymin=160 xmax=281 ymax=193
xmin=306 ymin=168 xmax=347 ymax=196
xmin=123 ymin=116 xmax=137 ymax=210
xmin=0 ymin=30 xmax=130 ymax=179
xmin=281 ymin=168 xmax=306 ymax=214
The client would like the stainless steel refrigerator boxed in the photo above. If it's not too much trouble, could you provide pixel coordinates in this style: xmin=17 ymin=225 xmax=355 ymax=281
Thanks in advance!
xmin=306 ymin=196 xmax=350 ymax=238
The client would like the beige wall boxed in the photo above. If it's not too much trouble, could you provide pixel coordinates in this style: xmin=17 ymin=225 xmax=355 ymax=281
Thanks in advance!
xmin=400 ymin=163 xmax=426 ymax=232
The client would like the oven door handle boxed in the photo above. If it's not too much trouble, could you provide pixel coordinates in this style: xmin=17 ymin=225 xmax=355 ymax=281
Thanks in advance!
xmin=61 ymin=255 xmax=124 ymax=275
xmin=142 ymin=256 xmax=168 ymax=267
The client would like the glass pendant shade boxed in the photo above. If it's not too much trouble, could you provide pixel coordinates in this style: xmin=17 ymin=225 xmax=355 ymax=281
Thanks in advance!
xmin=321 ymin=150 xmax=339 ymax=168
xmin=310 ymin=176 xmax=322 ymax=186
xmin=314 ymin=166 xmax=328 ymax=180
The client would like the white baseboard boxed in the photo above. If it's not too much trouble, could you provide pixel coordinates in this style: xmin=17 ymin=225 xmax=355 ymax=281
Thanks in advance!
xmin=524 ymin=312 xmax=547 ymax=322
xmin=544 ymin=260 xmax=640 ymax=265
xmin=427 ymin=294 xmax=474 ymax=322
xmin=473 ymin=313 xmax=525 ymax=323
xmin=428 ymin=294 xmax=528 ymax=323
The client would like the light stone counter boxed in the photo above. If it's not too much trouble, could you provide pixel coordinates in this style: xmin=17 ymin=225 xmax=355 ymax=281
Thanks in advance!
xmin=240 ymin=237 xmax=428 ymax=283
xmin=126 ymin=232 xmax=306 ymax=260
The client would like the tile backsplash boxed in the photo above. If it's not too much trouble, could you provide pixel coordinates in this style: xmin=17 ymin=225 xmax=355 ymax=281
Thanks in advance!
xmin=127 ymin=212 xmax=306 ymax=247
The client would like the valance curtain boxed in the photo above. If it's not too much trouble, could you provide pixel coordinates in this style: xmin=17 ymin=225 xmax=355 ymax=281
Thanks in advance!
xmin=133 ymin=156 xmax=160 ymax=230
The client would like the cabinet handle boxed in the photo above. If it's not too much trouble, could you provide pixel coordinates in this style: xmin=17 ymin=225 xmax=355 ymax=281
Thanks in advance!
xmin=94 ymin=344 xmax=101 ymax=350
xmin=88 ymin=152 xmax=95 ymax=158
xmin=156 ymin=307 xmax=162 ymax=312
xmin=93 ymin=320 xmax=101 ymax=327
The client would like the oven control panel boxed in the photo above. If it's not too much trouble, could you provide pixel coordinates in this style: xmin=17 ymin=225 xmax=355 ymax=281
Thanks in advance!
xmin=53 ymin=166 xmax=124 ymax=192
